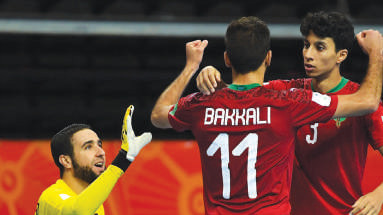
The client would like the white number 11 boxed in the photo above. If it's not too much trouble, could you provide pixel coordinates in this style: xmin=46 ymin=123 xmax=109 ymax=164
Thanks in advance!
xmin=207 ymin=133 xmax=258 ymax=199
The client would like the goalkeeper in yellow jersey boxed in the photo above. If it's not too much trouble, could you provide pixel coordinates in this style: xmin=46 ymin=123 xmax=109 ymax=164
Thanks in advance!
xmin=35 ymin=105 xmax=152 ymax=215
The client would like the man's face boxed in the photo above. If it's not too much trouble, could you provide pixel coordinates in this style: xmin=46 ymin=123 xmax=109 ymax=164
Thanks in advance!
xmin=71 ymin=129 xmax=106 ymax=183
xmin=302 ymin=31 xmax=339 ymax=79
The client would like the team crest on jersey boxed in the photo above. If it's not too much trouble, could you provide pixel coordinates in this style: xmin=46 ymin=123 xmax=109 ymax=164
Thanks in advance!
xmin=334 ymin=117 xmax=346 ymax=128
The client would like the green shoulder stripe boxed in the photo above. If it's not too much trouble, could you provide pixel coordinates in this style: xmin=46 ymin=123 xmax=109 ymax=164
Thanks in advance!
xmin=170 ymin=103 xmax=178 ymax=116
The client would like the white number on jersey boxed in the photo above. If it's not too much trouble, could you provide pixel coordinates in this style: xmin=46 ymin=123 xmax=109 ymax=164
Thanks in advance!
xmin=305 ymin=123 xmax=318 ymax=144
xmin=207 ymin=133 xmax=258 ymax=199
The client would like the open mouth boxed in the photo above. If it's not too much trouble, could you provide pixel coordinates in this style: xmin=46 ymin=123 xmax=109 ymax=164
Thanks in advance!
xmin=94 ymin=162 xmax=104 ymax=169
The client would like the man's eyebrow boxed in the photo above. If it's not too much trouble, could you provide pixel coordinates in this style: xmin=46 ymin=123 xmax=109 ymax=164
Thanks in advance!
xmin=314 ymin=40 xmax=327 ymax=46
xmin=81 ymin=140 xmax=94 ymax=147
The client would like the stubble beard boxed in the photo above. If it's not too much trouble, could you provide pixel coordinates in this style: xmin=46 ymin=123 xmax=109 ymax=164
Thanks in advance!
xmin=72 ymin=159 xmax=100 ymax=184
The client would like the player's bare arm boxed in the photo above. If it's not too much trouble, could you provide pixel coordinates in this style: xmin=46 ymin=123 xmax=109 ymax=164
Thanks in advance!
xmin=198 ymin=31 xmax=383 ymax=119
xmin=334 ymin=30 xmax=383 ymax=118
xmin=350 ymin=146 xmax=383 ymax=215
xmin=151 ymin=40 xmax=208 ymax=128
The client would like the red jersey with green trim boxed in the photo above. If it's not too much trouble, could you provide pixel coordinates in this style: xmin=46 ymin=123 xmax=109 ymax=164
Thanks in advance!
xmin=267 ymin=78 xmax=383 ymax=215
xmin=168 ymin=84 xmax=338 ymax=215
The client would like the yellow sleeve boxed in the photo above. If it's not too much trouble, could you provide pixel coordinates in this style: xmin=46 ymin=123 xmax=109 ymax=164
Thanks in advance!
xmin=62 ymin=165 xmax=123 ymax=214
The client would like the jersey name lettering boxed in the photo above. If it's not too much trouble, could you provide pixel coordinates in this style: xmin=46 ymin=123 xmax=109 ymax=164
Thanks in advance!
xmin=204 ymin=107 xmax=271 ymax=126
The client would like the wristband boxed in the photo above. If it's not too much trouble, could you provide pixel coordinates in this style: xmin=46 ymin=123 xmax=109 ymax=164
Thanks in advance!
xmin=111 ymin=150 xmax=132 ymax=172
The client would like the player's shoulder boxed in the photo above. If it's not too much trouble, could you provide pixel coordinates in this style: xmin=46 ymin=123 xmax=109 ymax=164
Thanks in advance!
xmin=259 ymin=86 xmax=315 ymax=105
xmin=343 ymin=79 xmax=360 ymax=92
xmin=269 ymin=88 xmax=334 ymax=109
xmin=180 ymin=89 xmax=237 ymax=105
xmin=178 ymin=92 xmax=212 ymax=110
xmin=180 ymin=92 xmax=205 ymax=104
xmin=39 ymin=180 xmax=72 ymax=202
xmin=223 ymin=85 xmax=314 ymax=104
xmin=265 ymin=78 xmax=311 ymax=89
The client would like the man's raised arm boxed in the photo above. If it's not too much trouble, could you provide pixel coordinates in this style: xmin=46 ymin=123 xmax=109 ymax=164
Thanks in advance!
xmin=151 ymin=40 xmax=208 ymax=128
xmin=334 ymin=30 xmax=383 ymax=118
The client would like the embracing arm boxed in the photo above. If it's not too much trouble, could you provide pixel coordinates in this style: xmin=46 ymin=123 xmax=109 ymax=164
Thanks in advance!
xmin=196 ymin=66 xmax=228 ymax=95
xmin=151 ymin=40 xmax=208 ymax=128
xmin=334 ymin=30 xmax=383 ymax=118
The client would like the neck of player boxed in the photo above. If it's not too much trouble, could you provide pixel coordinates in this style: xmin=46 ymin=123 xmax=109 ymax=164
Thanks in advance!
xmin=63 ymin=172 xmax=90 ymax=194
xmin=231 ymin=65 xmax=266 ymax=86
xmin=311 ymin=66 xmax=342 ymax=93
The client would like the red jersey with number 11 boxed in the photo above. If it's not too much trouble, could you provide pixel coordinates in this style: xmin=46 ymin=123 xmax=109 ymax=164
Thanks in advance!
xmin=168 ymin=84 xmax=338 ymax=215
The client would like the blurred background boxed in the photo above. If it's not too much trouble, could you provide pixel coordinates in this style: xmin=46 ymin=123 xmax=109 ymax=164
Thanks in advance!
xmin=0 ymin=0 xmax=382 ymax=139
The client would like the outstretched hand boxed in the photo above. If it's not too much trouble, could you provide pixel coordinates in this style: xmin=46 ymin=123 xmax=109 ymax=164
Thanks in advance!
xmin=121 ymin=105 xmax=152 ymax=161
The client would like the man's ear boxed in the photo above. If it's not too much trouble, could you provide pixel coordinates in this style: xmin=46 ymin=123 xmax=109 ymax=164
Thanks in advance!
xmin=224 ymin=51 xmax=231 ymax=68
xmin=336 ymin=49 xmax=348 ymax=64
xmin=265 ymin=50 xmax=272 ymax=67
xmin=59 ymin=155 xmax=72 ymax=169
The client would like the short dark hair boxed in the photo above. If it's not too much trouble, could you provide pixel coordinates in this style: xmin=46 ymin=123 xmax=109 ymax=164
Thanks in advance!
xmin=225 ymin=16 xmax=270 ymax=74
xmin=51 ymin=124 xmax=91 ymax=178
xmin=300 ymin=11 xmax=355 ymax=51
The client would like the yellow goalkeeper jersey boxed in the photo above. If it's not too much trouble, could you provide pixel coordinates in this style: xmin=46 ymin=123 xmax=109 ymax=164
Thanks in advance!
xmin=35 ymin=165 xmax=123 ymax=215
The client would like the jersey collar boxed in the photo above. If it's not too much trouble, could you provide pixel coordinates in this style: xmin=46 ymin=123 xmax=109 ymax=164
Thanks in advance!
xmin=228 ymin=83 xmax=262 ymax=91
xmin=311 ymin=77 xmax=349 ymax=93
xmin=57 ymin=179 xmax=76 ymax=196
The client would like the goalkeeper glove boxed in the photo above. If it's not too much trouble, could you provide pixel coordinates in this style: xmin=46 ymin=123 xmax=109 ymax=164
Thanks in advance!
xmin=121 ymin=105 xmax=152 ymax=161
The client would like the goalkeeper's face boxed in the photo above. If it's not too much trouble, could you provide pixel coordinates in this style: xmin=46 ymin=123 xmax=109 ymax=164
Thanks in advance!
xmin=71 ymin=129 xmax=106 ymax=183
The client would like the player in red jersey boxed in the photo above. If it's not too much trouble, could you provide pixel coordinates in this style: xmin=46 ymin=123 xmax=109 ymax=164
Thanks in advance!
xmin=151 ymin=16 xmax=383 ymax=214
xmin=195 ymin=12 xmax=383 ymax=215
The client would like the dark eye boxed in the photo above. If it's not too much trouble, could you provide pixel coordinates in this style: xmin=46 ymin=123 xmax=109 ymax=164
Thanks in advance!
xmin=317 ymin=44 xmax=325 ymax=51
xmin=97 ymin=140 xmax=103 ymax=148
xmin=85 ymin=145 xmax=91 ymax=150
xmin=303 ymin=42 xmax=309 ymax=49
